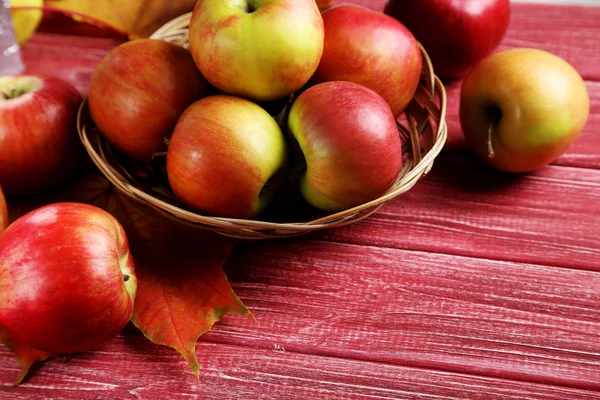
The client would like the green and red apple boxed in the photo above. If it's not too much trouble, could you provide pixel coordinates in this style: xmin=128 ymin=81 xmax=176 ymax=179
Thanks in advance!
xmin=460 ymin=48 xmax=590 ymax=173
xmin=288 ymin=81 xmax=403 ymax=212
xmin=188 ymin=0 xmax=324 ymax=102
xmin=166 ymin=95 xmax=289 ymax=219
xmin=311 ymin=4 xmax=422 ymax=117
xmin=89 ymin=39 xmax=211 ymax=163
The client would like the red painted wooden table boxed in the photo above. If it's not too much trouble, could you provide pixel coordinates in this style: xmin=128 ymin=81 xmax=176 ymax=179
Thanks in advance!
xmin=2 ymin=1 xmax=600 ymax=399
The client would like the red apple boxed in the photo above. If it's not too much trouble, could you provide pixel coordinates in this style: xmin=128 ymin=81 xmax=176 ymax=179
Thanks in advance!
xmin=459 ymin=48 xmax=590 ymax=173
xmin=287 ymin=81 xmax=403 ymax=212
xmin=0 ymin=202 xmax=137 ymax=354
xmin=89 ymin=39 xmax=211 ymax=163
xmin=0 ymin=186 xmax=7 ymax=233
xmin=188 ymin=0 xmax=324 ymax=102
xmin=166 ymin=95 xmax=289 ymax=219
xmin=311 ymin=4 xmax=422 ymax=117
xmin=0 ymin=75 xmax=85 ymax=195
xmin=384 ymin=0 xmax=510 ymax=80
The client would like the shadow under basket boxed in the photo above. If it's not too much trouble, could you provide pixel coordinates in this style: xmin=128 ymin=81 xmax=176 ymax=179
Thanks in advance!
xmin=77 ymin=12 xmax=448 ymax=240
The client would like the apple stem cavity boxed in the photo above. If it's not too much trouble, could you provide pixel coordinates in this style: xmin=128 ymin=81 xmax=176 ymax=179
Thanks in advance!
xmin=1 ymin=88 xmax=27 ymax=101
xmin=123 ymin=274 xmax=130 ymax=282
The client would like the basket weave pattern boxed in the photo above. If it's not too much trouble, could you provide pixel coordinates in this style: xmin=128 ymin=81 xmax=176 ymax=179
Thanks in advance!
xmin=77 ymin=12 xmax=448 ymax=240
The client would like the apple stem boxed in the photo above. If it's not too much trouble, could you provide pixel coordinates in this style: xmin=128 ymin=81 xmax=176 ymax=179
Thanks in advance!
xmin=487 ymin=120 xmax=496 ymax=159
xmin=123 ymin=274 xmax=130 ymax=282
xmin=1 ymin=92 xmax=9 ymax=100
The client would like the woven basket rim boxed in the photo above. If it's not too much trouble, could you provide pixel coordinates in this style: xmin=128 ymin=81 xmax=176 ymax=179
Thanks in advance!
xmin=77 ymin=12 xmax=449 ymax=239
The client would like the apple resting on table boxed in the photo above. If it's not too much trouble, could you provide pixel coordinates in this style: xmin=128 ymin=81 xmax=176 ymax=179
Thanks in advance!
xmin=459 ymin=48 xmax=590 ymax=173
xmin=188 ymin=0 xmax=324 ymax=101
xmin=384 ymin=0 xmax=510 ymax=80
xmin=88 ymin=39 xmax=211 ymax=163
xmin=0 ymin=203 xmax=137 ymax=355
xmin=166 ymin=95 xmax=289 ymax=219
xmin=311 ymin=4 xmax=422 ymax=117
xmin=0 ymin=75 xmax=85 ymax=195
xmin=287 ymin=81 xmax=403 ymax=212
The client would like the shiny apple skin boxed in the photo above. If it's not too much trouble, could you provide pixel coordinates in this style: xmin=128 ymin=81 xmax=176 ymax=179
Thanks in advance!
xmin=89 ymin=39 xmax=211 ymax=163
xmin=311 ymin=4 xmax=422 ymax=117
xmin=0 ymin=75 xmax=84 ymax=195
xmin=188 ymin=0 xmax=324 ymax=102
xmin=0 ymin=203 xmax=137 ymax=354
xmin=384 ymin=0 xmax=510 ymax=79
xmin=459 ymin=48 xmax=590 ymax=173
xmin=166 ymin=95 xmax=289 ymax=219
xmin=288 ymin=81 xmax=403 ymax=212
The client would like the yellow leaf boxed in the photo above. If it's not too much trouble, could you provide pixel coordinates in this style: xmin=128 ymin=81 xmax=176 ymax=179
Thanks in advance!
xmin=9 ymin=0 xmax=43 ymax=45
xmin=43 ymin=0 xmax=198 ymax=39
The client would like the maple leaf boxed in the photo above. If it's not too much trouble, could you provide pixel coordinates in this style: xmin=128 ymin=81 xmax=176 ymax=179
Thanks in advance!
xmin=105 ymin=193 xmax=254 ymax=378
xmin=0 ymin=326 xmax=55 ymax=386
xmin=3 ymin=172 xmax=253 ymax=381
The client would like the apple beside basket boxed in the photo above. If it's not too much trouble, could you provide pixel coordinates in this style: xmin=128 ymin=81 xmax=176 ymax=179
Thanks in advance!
xmin=76 ymin=12 xmax=448 ymax=240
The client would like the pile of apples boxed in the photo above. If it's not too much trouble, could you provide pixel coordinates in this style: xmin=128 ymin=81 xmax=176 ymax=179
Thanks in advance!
xmin=87 ymin=1 xmax=425 ymax=220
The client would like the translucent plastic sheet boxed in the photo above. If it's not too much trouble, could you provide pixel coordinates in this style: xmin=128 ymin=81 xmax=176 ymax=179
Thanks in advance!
xmin=0 ymin=0 xmax=24 ymax=76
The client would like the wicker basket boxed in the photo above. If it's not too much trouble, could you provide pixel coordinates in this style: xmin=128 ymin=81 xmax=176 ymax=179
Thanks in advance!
xmin=77 ymin=12 xmax=448 ymax=240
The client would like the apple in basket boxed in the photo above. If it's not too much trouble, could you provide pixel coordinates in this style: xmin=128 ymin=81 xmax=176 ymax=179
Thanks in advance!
xmin=0 ymin=203 xmax=137 ymax=355
xmin=384 ymin=0 xmax=511 ymax=80
xmin=459 ymin=48 xmax=590 ymax=173
xmin=166 ymin=95 xmax=289 ymax=219
xmin=187 ymin=0 xmax=324 ymax=101
xmin=310 ymin=4 xmax=422 ymax=117
xmin=0 ymin=75 xmax=85 ymax=195
xmin=287 ymin=81 xmax=403 ymax=212
xmin=88 ymin=39 xmax=212 ymax=163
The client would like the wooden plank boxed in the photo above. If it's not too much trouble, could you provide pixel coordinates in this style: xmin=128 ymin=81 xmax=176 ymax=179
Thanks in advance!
xmin=2 ymin=339 xmax=599 ymax=399
xmin=316 ymin=154 xmax=600 ymax=270
xmin=200 ymin=240 xmax=600 ymax=391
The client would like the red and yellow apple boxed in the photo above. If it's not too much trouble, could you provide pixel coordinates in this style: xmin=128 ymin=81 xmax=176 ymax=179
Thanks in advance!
xmin=0 ymin=202 xmax=137 ymax=355
xmin=459 ymin=48 xmax=590 ymax=173
xmin=0 ymin=75 xmax=84 ymax=195
xmin=88 ymin=39 xmax=211 ymax=163
xmin=384 ymin=0 xmax=510 ymax=80
xmin=166 ymin=95 xmax=289 ymax=219
xmin=188 ymin=0 xmax=324 ymax=102
xmin=311 ymin=4 xmax=422 ymax=117
xmin=288 ymin=81 xmax=402 ymax=212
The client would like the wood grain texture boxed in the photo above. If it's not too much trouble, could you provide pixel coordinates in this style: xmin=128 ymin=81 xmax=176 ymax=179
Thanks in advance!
xmin=2 ymin=2 xmax=600 ymax=399
xmin=2 ymin=339 xmax=599 ymax=399
xmin=213 ymin=241 xmax=600 ymax=390
xmin=316 ymin=154 xmax=600 ymax=270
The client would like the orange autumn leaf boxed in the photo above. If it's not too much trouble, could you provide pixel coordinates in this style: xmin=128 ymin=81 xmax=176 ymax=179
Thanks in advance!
xmin=0 ymin=326 xmax=54 ymax=386
xmin=105 ymin=193 xmax=253 ymax=379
